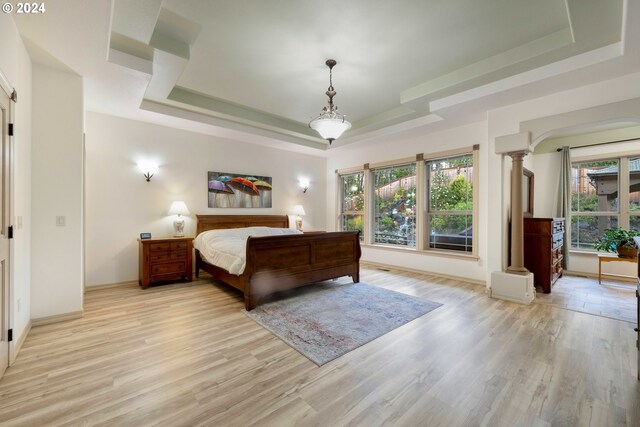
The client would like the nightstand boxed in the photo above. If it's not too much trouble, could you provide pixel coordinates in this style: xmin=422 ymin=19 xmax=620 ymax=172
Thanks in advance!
xmin=138 ymin=237 xmax=193 ymax=289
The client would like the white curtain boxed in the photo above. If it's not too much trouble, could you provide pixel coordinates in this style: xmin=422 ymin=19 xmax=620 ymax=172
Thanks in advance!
xmin=556 ymin=146 xmax=571 ymax=269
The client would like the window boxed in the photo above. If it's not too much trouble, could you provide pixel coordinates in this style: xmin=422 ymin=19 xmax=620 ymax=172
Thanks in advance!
xmin=339 ymin=171 xmax=364 ymax=240
xmin=570 ymin=155 xmax=640 ymax=250
xmin=426 ymin=154 xmax=474 ymax=252
xmin=336 ymin=146 xmax=478 ymax=256
xmin=372 ymin=163 xmax=416 ymax=247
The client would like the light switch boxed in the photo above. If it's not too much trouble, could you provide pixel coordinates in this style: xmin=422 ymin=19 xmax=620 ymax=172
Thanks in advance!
xmin=56 ymin=216 xmax=66 ymax=227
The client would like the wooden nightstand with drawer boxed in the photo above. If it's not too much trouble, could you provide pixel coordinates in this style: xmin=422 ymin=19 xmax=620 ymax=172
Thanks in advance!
xmin=138 ymin=237 xmax=193 ymax=289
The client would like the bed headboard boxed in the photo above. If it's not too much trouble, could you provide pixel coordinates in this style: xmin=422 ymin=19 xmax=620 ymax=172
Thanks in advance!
xmin=196 ymin=214 xmax=290 ymax=236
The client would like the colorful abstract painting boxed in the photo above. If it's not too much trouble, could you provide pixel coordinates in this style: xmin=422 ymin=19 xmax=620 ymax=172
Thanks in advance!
xmin=208 ymin=171 xmax=273 ymax=208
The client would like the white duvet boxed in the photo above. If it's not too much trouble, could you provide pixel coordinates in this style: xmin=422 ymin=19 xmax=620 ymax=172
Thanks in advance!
xmin=193 ymin=226 xmax=302 ymax=275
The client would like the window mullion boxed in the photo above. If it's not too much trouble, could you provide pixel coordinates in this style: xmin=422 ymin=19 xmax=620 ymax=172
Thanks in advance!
xmin=620 ymin=156 xmax=630 ymax=229
xmin=364 ymin=168 xmax=372 ymax=245
xmin=415 ymin=159 xmax=425 ymax=250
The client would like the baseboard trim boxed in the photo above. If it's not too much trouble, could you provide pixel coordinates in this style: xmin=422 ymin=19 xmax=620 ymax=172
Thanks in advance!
xmin=85 ymin=280 xmax=138 ymax=292
xmin=31 ymin=311 xmax=83 ymax=327
xmin=362 ymin=261 xmax=486 ymax=287
xmin=10 ymin=320 xmax=31 ymax=365
xmin=85 ymin=271 xmax=213 ymax=292
xmin=564 ymin=270 xmax=636 ymax=284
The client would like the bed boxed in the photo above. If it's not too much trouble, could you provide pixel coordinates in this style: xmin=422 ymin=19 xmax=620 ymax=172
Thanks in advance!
xmin=194 ymin=214 xmax=361 ymax=310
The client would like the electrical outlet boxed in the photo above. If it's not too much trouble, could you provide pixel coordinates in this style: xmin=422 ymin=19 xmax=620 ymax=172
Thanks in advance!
xmin=56 ymin=216 xmax=66 ymax=227
xmin=17 ymin=298 xmax=20 ymax=313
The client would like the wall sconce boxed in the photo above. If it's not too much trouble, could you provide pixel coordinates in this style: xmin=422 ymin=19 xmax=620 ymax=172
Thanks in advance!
xmin=137 ymin=160 xmax=159 ymax=182
xmin=292 ymin=205 xmax=306 ymax=231
xmin=168 ymin=201 xmax=190 ymax=237
xmin=299 ymin=178 xmax=310 ymax=193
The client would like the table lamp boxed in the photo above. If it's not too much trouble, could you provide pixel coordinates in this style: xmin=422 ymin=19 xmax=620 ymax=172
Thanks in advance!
xmin=292 ymin=205 xmax=306 ymax=231
xmin=168 ymin=201 xmax=190 ymax=237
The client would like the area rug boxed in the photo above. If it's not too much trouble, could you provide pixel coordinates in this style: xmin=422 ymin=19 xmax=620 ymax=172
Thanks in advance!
xmin=243 ymin=282 xmax=442 ymax=366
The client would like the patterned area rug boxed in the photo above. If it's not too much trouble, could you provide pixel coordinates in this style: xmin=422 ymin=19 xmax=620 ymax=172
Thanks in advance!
xmin=244 ymin=282 xmax=442 ymax=366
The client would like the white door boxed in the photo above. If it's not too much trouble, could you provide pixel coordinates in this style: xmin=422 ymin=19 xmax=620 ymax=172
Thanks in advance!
xmin=0 ymin=87 xmax=10 ymax=378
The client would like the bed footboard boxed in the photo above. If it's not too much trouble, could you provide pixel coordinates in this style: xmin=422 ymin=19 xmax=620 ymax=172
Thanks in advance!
xmin=244 ymin=231 xmax=361 ymax=310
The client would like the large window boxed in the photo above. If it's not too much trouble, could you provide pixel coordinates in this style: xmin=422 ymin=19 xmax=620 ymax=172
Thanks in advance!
xmin=336 ymin=146 xmax=477 ymax=256
xmin=571 ymin=155 xmax=640 ymax=250
xmin=427 ymin=154 xmax=474 ymax=252
xmin=571 ymin=160 xmax=619 ymax=250
xmin=339 ymin=171 xmax=364 ymax=240
xmin=372 ymin=163 xmax=416 ymax=247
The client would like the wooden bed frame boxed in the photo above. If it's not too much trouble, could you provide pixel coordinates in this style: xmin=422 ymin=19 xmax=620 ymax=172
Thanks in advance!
xmin=194 ymin=214 xmax=361 ymax=310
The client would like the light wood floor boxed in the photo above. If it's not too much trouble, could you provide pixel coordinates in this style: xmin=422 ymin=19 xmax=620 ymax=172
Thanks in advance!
xmin=535 ymin=274 xmax=637 ymax=324
xmin=1 ymin=265 xmax=638 ymax=426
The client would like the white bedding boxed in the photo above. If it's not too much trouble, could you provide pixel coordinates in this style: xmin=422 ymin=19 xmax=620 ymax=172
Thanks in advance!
xmin=193 ymin=226 xmax=302 ymax=275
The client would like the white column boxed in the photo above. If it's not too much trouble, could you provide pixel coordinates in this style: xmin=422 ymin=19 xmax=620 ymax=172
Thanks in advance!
xmin=491 ymin=132 xmax=534 ymax=304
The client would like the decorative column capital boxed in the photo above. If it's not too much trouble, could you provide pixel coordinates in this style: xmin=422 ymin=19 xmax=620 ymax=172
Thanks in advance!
xmin=507 ymin=150 xmax=530 ymax=160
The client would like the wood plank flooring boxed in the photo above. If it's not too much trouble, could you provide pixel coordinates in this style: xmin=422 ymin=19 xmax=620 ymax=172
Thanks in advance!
xmin=534 ymin=274 xmax=637 ymax=324
xmin=0 ymin=264 xmax=638 ymax=426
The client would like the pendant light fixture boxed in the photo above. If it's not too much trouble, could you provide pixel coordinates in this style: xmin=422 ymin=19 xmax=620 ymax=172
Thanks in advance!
xmin=309 ymin=59 xmax=351 ymax=144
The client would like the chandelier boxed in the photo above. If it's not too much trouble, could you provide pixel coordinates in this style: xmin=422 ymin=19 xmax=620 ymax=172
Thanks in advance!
xmin=309 ymin=59 xmax=351 ymax=144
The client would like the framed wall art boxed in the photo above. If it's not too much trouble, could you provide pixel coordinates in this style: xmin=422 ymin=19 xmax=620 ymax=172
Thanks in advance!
xmin=208 ymin=171 xmax=273 ymax=208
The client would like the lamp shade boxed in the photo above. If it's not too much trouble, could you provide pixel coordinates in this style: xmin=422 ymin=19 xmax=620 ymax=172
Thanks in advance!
xmin=168 ymin=201 xmax=190 ymax=216
xmin=292 ymin=205 xmax=306 ymax=216
xmin=309 ymin=115 xmax=352 ymax=141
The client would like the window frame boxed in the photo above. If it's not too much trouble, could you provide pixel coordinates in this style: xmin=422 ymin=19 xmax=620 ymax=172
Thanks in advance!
xmin=569 ymin=153 xmax=640 ymax=251
xmin=337 ymin=169 xmax=365 ymax=241
xmin=425 ymin=152 xmax=476 ymax=255
xmin=370 ymin=161 xmax=418 ymax=248
xmin=335 ymin=145 xmax=479 ymax=258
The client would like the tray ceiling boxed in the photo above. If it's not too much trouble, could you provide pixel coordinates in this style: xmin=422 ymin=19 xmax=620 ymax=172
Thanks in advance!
xmin=13 ymin=0 xmax=638 ymax=153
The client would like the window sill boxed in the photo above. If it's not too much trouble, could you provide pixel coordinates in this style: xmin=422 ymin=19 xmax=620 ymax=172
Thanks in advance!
xmin=569 ymin=249 xmax=599 ymax=256
xmin=362 ymin=243 xmax=479 ymax=261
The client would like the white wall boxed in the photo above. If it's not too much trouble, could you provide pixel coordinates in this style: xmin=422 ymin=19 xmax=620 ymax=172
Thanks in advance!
xmin=84 ymin=112 xmax=327 ymax=287
xmin=532 ymin=152 xmax=560 ymax=218
xmin=326 ymin=121 xmax=488 ymax=283
xmin=0 ymin=13 xmax=32 ymax=351
xmin=31 ymin=64 xmax=84 ymax=319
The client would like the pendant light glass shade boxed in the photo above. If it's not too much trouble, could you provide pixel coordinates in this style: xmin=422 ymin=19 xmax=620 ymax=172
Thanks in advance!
xmin=309 ymin=59 xmax=351 ymax=144
xmin=309 ymin=113 xmax=352 ymax=141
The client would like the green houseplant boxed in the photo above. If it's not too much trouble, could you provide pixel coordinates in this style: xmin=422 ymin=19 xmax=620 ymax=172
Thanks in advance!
xmin=593 ymin=227 xmax=640 ymax=258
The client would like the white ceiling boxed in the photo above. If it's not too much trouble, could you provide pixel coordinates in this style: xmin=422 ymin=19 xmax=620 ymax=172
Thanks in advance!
xmin=12 ymin=0 xmax=640 ymax=154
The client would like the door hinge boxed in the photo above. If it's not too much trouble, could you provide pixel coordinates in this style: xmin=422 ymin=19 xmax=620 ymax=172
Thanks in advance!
xmin=8 ymin=225 xmax=13 ymax=239
xmin=7 ymin=329 xmax=12 ymax=342
xmin=8 ymin=123 xmax=13 ymax=136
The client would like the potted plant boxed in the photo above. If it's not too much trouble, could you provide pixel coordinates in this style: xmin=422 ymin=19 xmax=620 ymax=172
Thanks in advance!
xmin=593 ymin=227 xmax=640 ymax=258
